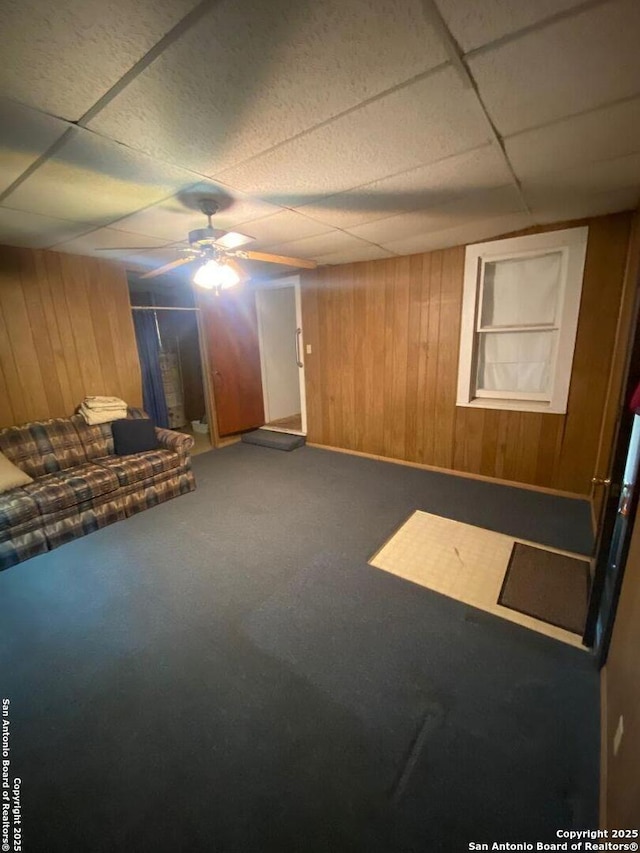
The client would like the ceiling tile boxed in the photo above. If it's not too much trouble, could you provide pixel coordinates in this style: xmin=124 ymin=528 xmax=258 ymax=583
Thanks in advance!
xmin=522 ymin=152 xmax=640 ymax=197
xmin=236 ymin=210 xmax=332 ymax=248
xmin=521 ymin=153 xmax=640 ymax=220
xmin=110 ymin=183 xmax=282 ymax=242
xmin=213 ymin=69 xmax=492 ymax=204
xmin=0 ymin=0 xmax=200 ymax=120
xmin=263 ymin=230 xmax=383 ymax=261
xmin=527 ymin=187 xmax=640 ymax=225
xmin=88 ymin=0 xmax=447 ymax=174
xmin=295 ymin=144 xmax=514 ymax=229
xmin=468 ymin=0 xmax=640 ymax=136
xmin=435 ymin=0 xmax=587 ymax=53
xmin=0 ymin=207 xmax=93 ymax=248
xmin=347 ymin=185 xmax=524 ymax=245
xmin=0 ymin=99 xmax=70 ymax=195
xmin=380 ymin=212 xmax=535 ymax=255
xmin=316 ymin=244 xmax=396 ymax=265
xmin=506 ymin=96 xmax=640 ymax=182
xmin=51 ymin=226 xmax=170 ymax=259
xmin=2 ymin=127 xmax=205 ymax=227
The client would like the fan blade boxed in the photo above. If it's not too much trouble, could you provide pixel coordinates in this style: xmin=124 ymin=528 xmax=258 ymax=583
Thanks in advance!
xmin=243 ymin=250 xmax=317 ymax=269
xmin=140 ymin=257 xmax=196 ymax=280
xmin=214 ymin=231 xmax=254 ymax=250
xmin=225 ymin=257 xmax=249 ymax=282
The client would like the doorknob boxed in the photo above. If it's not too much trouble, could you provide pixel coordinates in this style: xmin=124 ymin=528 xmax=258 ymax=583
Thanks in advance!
xmin=591 ymin=476 xmax=611 ymax=485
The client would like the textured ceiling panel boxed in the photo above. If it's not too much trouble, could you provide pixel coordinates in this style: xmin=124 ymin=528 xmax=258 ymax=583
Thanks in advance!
xmin=435 ymin=0 xmax=588 ymax=53
xmin=0 ymin=0 xmax=200 ymax=120
xmin=0 ymin=207 xmax=92 ymax=248
xmin=51 ymin=226 xmax=170 ymax=258
xmin=380 ymin=211 xmax=535 ymax=255
xmin=295 ymin=144 xmax=514 ymax=229
xmin=315 ymin=244 xmax=396 ymax=265
xmin=468 ymin=0 xmax=640 ymax=136
xmin=262 ymin=231 xmax=384 ymax=261
xmin=347 ymin=185 xmax=524 ymax=245
xmin=214 ymin=69 xmax=491 ymax=204
xmin=233 ymin=210 xmax=332 ymax=248
xmin=525 ymin=186 xmax=640 ymax=224
xmin=88 ymin=0 xmax=447 ymax=175
xmin=110 ymin=184 xmax=281 ymax=241
xmin=506 ymin=96 xmax=640 ymax=182
xmin=521 ymin=152 xmax=640 ymax=208
xmin=0 ymin=99 xmax=70 ymax=195
xmin=2 ymin=128 xmax=204 ymax=227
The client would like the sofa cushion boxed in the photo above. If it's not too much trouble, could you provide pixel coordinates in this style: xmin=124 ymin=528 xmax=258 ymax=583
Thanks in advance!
xmin=0 ymin=451 xmax=33 ymax=492
xmin=94 ymin=450 xmax=181 ymax=487
xmin=0 ymin=418 xmax=88 ymax=478
xmin=0 ymin=489 xmax=40 ymax=536
xmin=112 ymin=418 xmax=159 ymax=456
xmin=71 ymin=414 xmax=115 ymax=460
xmin=21 ymin=463 xmax=119 ymax=514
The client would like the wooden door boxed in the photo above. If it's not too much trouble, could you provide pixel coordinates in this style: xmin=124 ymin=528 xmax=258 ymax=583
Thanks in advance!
xmin=591 ymin=213 xmax=640 ymax=531
xmin=200 ymin=287 xmax=264 ymax=437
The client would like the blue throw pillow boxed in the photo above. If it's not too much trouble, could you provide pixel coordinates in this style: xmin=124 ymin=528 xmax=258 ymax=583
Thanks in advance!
xmin=111 ymin=418 xmax=159 ymax=456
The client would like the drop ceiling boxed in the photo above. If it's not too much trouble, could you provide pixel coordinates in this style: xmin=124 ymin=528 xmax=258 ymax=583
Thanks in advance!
xmin=0 ymin=0 xmax=638 ymax=275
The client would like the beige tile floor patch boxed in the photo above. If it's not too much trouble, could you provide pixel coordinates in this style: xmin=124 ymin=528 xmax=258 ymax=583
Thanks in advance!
xmin=369 ymin=511 xmax=589 ymax=649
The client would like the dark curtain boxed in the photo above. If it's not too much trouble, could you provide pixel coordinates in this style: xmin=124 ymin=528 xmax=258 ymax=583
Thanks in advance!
xmin=133 ymin=311 xmax=169 ymax=428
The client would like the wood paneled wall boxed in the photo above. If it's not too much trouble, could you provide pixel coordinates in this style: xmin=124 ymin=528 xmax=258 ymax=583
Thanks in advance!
xmin=0 ymin=245 xmax=142 ymax=428
xmin=301 ymin=213 xmax=633 ymax=495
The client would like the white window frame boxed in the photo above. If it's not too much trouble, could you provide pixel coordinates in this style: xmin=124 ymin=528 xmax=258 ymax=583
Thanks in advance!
xmin=456 ymin=226 xmax=588 ymax=414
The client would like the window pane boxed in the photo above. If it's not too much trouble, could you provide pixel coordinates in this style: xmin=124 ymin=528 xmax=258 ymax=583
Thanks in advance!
xmin=481 ymin=251 xmax=562 ymax=328
xmin=476 ymin=330 xmax=556 ymax=394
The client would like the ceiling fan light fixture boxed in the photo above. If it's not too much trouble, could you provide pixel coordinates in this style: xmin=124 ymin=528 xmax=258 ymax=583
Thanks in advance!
xmin=193 ymin=259 xmax=240 ymax=290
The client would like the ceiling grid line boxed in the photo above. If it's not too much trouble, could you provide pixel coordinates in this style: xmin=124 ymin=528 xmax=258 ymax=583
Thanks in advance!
xmin=463 ymin=0 xmax=612 ymax=61
xmin=0 ymin=128 xmax=78 ymax=204
xmin=207 ymin=62 xmax=453 ymax=181
xmin=0 ymin=0 xmax=228 ymax=220
xmin=502 ymin=91 xmax=640 ymax=145
xmin=1 ymin=0 xmax=638 ymax=267
xmin=420 ymin=0 xmax=532 ymax=216
xmin=76 ymin=0 xmax=224 ymax=127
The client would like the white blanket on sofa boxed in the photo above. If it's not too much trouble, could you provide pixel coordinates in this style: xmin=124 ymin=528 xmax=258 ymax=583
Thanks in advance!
xmin=79 ymin=396 xmax=128 ymax=424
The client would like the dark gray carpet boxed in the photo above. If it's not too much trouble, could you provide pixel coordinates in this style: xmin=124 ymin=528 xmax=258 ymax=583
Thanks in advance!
xmin=0 ymin=444 xmax=598 ymax=852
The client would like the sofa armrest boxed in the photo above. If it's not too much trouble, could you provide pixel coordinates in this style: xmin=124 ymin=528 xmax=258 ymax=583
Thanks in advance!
xmin=155 ymin=427 xmax=195 ymax=454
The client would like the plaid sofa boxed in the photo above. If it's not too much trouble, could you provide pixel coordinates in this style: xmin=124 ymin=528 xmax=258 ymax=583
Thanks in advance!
xmin=0 ymin=409 xmax=196 ymax=571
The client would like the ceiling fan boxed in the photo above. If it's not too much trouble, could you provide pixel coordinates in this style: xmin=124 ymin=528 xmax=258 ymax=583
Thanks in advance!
xmin=98 ymin=198 xmax=317 ymax=288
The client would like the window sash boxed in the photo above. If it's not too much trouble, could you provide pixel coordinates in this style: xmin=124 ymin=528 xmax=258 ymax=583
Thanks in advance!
xmin=456 ymin=227 xmax=588 ymax=414
xmin=476 ymin=247 xmax=568 ymax=333
xmin=474 ymin=326 xmax=558 ymax=401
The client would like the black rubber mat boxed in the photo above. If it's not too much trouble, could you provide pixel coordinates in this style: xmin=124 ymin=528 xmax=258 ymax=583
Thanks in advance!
xmin=241 ymin=429 xmax=306 ymax=451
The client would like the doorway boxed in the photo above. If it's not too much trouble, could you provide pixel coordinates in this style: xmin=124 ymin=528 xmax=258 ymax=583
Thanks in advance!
xmin=154 ymin=309 xmax=212 ymax=455
xmin=255 ymin=277 xmax=307 ymax=436
xmin=129 ymin=275 xmax=213 ymax=456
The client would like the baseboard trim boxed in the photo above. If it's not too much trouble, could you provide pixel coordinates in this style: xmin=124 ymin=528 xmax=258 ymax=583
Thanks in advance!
xmin=306 ymin=442 xmax=589 ymax=502
xmin=216 ymin=435 xmax=241 ymax=449
xmin=600 ymin=666 xmax=608 ymax=829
